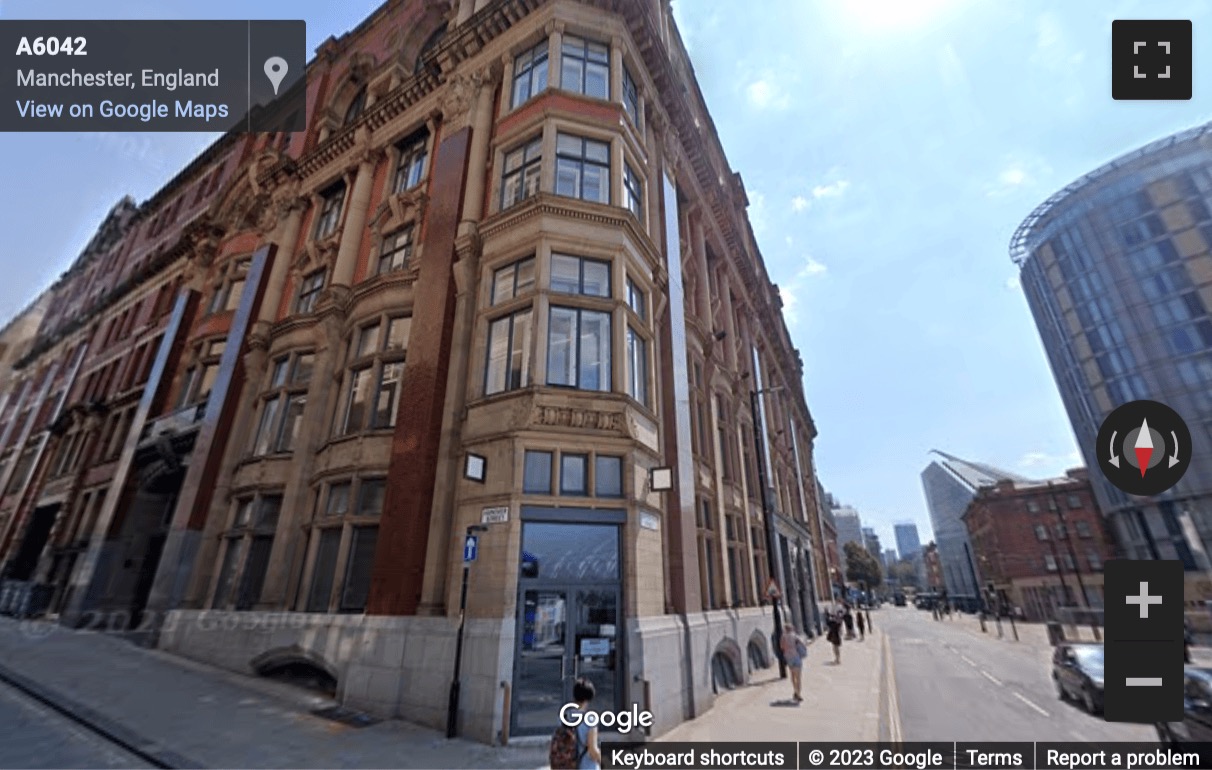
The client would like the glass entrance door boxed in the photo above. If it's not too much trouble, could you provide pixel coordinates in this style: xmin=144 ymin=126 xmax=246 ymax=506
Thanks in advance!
xmin=512 ymin=521 xmax=622 ymax=736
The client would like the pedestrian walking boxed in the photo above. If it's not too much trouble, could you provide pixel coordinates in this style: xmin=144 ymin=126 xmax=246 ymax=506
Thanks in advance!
xmin=843 ymin=604 xmax=855 ymax=639
xmin=826 ymin=609 xmax=843 ymax=664
xmin=549 ymin=678 xmax=601 ymax=769
xmin=780 ymin=624 xmax=806 ymax=702
xmin=856 ymin=610 xmax=866 ymax=640
xmin=865 ymin=607 xmax=873 ymax=631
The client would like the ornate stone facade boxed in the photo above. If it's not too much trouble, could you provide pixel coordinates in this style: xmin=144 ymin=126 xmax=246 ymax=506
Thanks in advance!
xmin=0 ymin=0 xmax=827 ymax=745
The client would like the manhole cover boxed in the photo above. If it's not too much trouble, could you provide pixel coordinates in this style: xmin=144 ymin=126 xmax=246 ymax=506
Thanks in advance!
xmin=312 ymin=705 xmax=380 ymax=728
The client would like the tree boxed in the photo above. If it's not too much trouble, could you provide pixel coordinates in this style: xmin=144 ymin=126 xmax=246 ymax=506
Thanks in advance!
xmin=887 ymin=559 xmax=921 ymax=589
xmin=844 ymin=541 xmax=883 ymax=589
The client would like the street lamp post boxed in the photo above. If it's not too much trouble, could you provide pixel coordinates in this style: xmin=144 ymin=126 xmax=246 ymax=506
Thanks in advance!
xmin=750 ymin=387 xmax=787 ymax=679
xmin=447 ymin=524 xmax=489 ymax=739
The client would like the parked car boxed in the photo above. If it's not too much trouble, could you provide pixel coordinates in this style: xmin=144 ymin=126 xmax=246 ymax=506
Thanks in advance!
xmin=1052 ymin=642 xmax=1104 ymax=714
xmin=1157 ymin=667 xmax=1212 ymax=744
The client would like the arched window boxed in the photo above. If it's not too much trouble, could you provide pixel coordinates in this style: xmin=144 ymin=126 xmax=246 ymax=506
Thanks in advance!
xmin=413 ymin=23 xmax=448 ymax=75
xmin=343 ymin=86 xmax=367 ymax=126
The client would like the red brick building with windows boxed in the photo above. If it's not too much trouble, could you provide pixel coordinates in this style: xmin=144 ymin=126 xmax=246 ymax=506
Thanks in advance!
xmin=922 ymin=541 xmax=943 ymax=593
xmin=0 ymin=0 xmax=830 ymax=743
xmin=962 ymin=468 xmax=1116 ymax=621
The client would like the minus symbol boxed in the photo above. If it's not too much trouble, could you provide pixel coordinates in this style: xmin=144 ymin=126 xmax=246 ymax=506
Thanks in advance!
xmin=1126 ymin=677 xmax=1163 ymax=686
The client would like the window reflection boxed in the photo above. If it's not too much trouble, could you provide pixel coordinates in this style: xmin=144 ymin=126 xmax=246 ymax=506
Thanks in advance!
xmin=519 ymin=522 xmax=619 ymax=581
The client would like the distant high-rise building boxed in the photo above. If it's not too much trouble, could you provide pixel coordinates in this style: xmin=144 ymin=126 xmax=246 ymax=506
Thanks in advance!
xmin=894 ymin=522 xmax=922 ymax=561
xmin=1011 ymin=123 xmax=1212 ymax=592
xmin=833 ymin=506 xmax=863 ymax=551
xmin=883 ymin=548 xmax=899 ymax=569
xmin=861 ymin=526 xmax=882 ymax=560
xmin=921 ymin=450 xmax=1027 ymax=598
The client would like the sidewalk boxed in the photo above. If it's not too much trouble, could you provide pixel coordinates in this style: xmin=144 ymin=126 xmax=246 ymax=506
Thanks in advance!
xmin=656 ymin=625 xmax=888 ymax=744
xmin=0 ymin=616 xmax=547 ymax=769
xmin=0 ymin=614 xmax=892 ymax=768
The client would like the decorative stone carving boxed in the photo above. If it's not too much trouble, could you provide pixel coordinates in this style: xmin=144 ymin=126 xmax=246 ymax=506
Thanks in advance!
xmin=246 ymin=323 xmax=273 ymax=352
xmin=531 ymin=406 xmax=624 ymax=433
xmin=439 ymin=69 xmax=483 ymax=131
xmin=299 ymin=235 xmax=339 ymax=273
xmin=320 ymin=284 xmax=354 ymax=315
xmin=349 ymin=52 xmax=377 ymax=83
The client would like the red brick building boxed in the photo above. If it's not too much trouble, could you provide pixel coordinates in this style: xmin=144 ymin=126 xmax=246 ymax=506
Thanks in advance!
xmin=0 ymin=0 xmax=829 ymax=742
xmin=922 ymin=541 xmax=943 ymax=592
xmin=962 ymin=468 xmax=1115 ymax=621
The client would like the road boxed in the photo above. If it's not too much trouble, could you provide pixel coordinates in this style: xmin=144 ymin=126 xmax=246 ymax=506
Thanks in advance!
xmin=882 ymin=605 xmax=1157 ymax=742
xmin=0 ymin=677 xmax=152 ymax=769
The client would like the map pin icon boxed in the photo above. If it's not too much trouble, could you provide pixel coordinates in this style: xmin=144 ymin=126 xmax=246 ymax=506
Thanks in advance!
xmin=264 ymin=56 xmax=288 ymax=95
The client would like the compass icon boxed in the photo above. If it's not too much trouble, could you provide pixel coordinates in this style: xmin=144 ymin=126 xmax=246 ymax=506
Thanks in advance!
xmin=1095 ymin=399 xmax=1192 ymax=496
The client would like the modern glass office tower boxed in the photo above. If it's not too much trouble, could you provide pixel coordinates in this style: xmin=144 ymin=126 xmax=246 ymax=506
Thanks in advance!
xmin=1011 ymin=123 xmax=1212 ymax=594
xmin=921 ymin=450 xmax=1026 ymax=600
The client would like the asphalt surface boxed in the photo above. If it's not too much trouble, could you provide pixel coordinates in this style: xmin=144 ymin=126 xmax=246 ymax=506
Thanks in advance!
xmin=0 ymin=677 xmax=152 ymax=769
xmin=883 ymin=606 xmax=1158 ymax=742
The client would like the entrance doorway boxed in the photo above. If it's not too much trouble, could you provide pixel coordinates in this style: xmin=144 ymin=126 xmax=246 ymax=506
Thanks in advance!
xmin=511 ymin=518 xmax=622 ymax=736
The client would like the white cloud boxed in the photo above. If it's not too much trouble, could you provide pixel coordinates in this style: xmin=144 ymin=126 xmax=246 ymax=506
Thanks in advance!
xmin=791 ymin=195 xmax=809 ymax=212
xmin=812 ymin=179 xmax=850 ymax=199
xmin=746 ymin=189 xmax=768 ymax=235
xmin=780 ymin=285 xmax=800 ymax=325
xmin=746 ymin=78 xmax=791 ymax=110
xmin=986 ymin=157 xmax=1051 ymax=198
xmin=778 ymin=255 xmax=828 ymax=327
xmin=1017 ymin=449 xmax=1083 ymax=470
xmin=798 ymin=257 xmax=828 ymax=278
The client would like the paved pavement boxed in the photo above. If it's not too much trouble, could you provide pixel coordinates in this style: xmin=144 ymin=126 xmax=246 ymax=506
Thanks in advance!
xmin=0 ymin=614 xmax=893 ymax=769
xmin=881 ymin=606 xmax=1158 ymax=742
xmin=0 ymin=616 xmax=549 ymax=769
xmin=0 ymin=677 xmax=151 ymax=769
xmin=656 ymin=620 xmax=888 ymax=744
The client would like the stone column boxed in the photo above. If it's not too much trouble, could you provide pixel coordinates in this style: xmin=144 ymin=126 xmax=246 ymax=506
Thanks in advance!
xmin=610 ymin=38 xmax=624 ymax=104
xmin=691 ymin=211 xmax=711 ymax=324
xmin=547 ymin=22 xmax=564 ymax=92
xmin=330 ymin=132 xmax=380 ymax=288
xmin=459 ymin=74 xmax=497 ymax=232
xmin=720 ymin=271 xmax=739 ymax=371
xmin=259 ymin=196 xmax=306 ymax=324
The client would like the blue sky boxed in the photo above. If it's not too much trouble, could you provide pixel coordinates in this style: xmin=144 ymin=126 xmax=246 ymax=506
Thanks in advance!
xmin=2 ymin=1 xmax=1211 ymax=550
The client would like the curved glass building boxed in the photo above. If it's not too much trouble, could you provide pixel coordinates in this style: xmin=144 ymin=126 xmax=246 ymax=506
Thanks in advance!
xmin=1012 ymin=123 xmax=1212 ymax=588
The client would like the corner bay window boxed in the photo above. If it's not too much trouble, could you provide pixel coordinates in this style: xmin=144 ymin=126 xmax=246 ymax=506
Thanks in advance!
xmin=622 ymin=65 xmax=640 ymax=127
xmin=547 ymin=307 xmax=610 ymax=391
xmin=501 ymin=137 xmax=541 ymax=210
xmin=304 ymin=477 xmax=384 ymax=613
xmin=251 ymin=351 xmax=313 ymax=456
xmin=512 ymin=39 xmax=549 ymax=108
xmin=560 ymin=35 xmax=609 ymax=99
xmin=624 ymin=163 xmax=643 ymax=220
xmin=523 ymin=448 xmax=623 ymax=497
xmin=555 ymin=133 xmax=610 ymax=204
xmin=485 ymin=257 xmax=536 ymax=395
xmin=338 ymin=316 xmax=410 ymax=434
